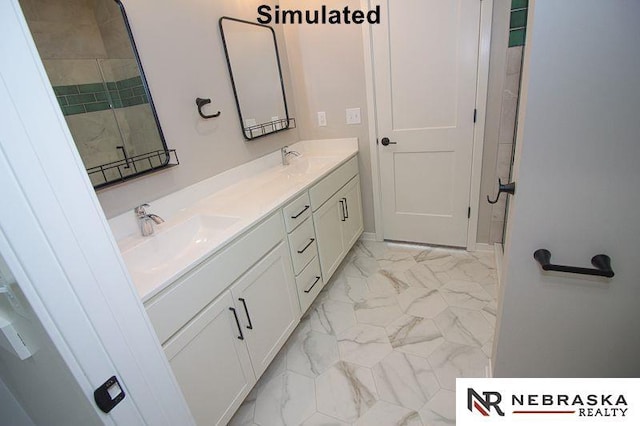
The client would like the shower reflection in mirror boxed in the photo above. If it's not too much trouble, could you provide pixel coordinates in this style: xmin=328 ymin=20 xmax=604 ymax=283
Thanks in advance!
xmin=19 ymin=0 xmax=176 ymax=188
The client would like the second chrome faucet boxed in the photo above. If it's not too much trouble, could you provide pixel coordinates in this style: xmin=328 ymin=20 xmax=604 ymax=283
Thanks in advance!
xmin=135 ymin=203 xmax=164 ymax=236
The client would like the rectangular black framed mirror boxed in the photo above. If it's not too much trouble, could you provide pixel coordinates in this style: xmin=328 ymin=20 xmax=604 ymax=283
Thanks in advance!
xmin=18 ymin=0 xmax=177 ymax=188
xmin=219 ymin=17 xmax=295 ymax=140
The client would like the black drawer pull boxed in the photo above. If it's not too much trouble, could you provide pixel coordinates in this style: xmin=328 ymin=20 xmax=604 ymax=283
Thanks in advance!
xmin=229 ymin=307 xmax=244 ymax=340
xmin=304 ymin=276 xmax=321 ymax=293
xmin=297 ymin=238 xmax=316 ymax=254
xmin=339 ymin=200 xmax=346 ymax=221
xmin=291 ymin=205 xmax=310 ymax=219
xmin=534 ymin=249 xmax=614 ymax=278
xmin=238 ymin=298 xmax=253 ymax=330
xmin=342 ymin=197 xmax=349 ymax=219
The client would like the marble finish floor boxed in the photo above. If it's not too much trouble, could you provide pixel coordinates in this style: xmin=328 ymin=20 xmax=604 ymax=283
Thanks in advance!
xmin=229 ymin=240 xmax=497 ymax=426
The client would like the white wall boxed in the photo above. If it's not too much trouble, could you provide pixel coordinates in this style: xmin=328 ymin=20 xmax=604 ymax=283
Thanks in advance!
xmin=96 ymin=0 xmax=300 ymax=218
xmin=281 ymin=0 xmax=376 ymax=233
xmin=0 ymin=377 xmax=34 ymax=426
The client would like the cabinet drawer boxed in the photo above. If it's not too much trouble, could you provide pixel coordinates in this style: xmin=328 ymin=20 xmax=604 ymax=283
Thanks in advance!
xmin=145 ymin=212 xmax=285 ymax=344
xmin=282 ymin=192 xmax=311 ymax=233
xmin=295 ymin=258 xmax=323 ymax=313
xmin=309 ymin=156 xmax=358 ymax=210
xmin=287 ymin=218 xmax=317 ymax=275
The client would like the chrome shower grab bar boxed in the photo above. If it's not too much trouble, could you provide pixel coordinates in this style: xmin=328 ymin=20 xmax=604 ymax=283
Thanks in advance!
xmin=533 ymin=249 xmax=614 ymax=278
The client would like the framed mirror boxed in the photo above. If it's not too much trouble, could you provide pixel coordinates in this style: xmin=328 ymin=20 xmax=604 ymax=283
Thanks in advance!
xmin=219 ymin=17 xmax=294 ymax=140
xmin=18 ymin=0 xmax=177 ymax=188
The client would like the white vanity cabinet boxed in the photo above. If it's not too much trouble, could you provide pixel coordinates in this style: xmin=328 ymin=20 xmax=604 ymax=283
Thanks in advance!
xmin=163 ymin=291 xmax=255 ymax=426
xmin=144 ymin=212 xmax=300 ymax=426
xmin=310 ymin=157 xmax=363 ymax=281
xmin=229 ymin=241 xmax=299 ymax=378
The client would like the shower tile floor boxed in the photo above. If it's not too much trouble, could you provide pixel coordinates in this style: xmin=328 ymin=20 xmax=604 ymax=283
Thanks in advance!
xmin=229 ymin=240 xmax=497 ymax=426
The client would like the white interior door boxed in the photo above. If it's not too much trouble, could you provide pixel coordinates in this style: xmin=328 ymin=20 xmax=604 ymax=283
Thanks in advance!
xmin=371 ymin=0 xmax=481 ymax=247
xmin=494 ymin=0 xmax=640 ymax=377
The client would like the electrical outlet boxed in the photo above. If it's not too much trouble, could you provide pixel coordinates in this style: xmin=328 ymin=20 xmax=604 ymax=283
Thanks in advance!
xmin=318 ymin=111 xmax=327 ymax=127
xmin=346 ymin=108 xmax=361 ymax=125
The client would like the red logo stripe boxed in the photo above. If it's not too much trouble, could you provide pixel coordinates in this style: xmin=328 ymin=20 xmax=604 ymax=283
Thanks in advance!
xmin=474 ymin=401 xmax=490 ymax=416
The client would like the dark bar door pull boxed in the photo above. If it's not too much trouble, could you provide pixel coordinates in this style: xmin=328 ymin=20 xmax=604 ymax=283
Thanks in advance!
xmin=533 ymin=249 xmax=614 ymax=278
xmin=229 ymin=307 xmax=244 ymax=339
xmin=238 ymin=298 xmax=253 ymax=330
xmin=487 ymin=178 xmax=515 ymax=204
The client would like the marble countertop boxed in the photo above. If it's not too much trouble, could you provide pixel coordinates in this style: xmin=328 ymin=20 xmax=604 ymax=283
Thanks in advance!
xmin=110 ymin=138 xmax=358 ymax=302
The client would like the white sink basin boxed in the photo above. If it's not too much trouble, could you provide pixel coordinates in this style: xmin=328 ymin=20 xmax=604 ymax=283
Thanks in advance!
xmin=121 ymin=214 xmax=240 ymax=278
xmin=281 ymin=156 xmax=337 ymax=177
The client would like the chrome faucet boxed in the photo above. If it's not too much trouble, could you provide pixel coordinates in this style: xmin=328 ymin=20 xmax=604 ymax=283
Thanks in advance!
xmin=281 ymin=146 xmax=301 ymax=166
xmin=134 ymin=203 xmax=164 ymax=237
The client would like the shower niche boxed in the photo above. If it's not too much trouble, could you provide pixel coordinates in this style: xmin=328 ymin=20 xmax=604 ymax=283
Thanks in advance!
xmin=19 ymin=0 xmax=177 ymax=188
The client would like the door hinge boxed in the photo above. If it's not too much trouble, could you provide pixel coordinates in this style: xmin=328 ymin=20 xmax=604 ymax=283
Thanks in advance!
xmin=473 ymin=109 xmax=477 ymax=123
xmin=468 ymin=207 xmax=471 ymax=218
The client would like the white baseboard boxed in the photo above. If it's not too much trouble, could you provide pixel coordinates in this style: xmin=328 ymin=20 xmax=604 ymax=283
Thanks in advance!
xmin=359 ymin=232 xmax=377 ymax=241
xmin=473 ymin=243 xmax=494 ymax=252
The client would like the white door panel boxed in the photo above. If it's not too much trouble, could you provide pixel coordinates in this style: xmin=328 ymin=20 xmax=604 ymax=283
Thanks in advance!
xmin=371 ymin=0 xmax=480 ymax=246
xmin=495 ymin=0 xmax=640 ymax=377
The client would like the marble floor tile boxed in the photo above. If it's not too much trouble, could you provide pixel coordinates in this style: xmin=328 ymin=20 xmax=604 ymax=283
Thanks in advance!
xmin=385 ymin=315 xmax=445 ymax=358
xmin=482 ymin=339 xmax=494 ymax=358
xmin=309 ymin=298 xmax=357 ymax=336
xmin=481 ymin=300 xmax=498 ymax=327
xmin=253 ymin=371 xmax=316 ymax=426
xmin=372 ymin=351 xmax=440 ymax=411
xmin=354 ymin=294 xmax=404 ymax=327
xmin=337 ymin=324 xmax=393 ymax=367
xmin=419 ymin=389 xmax=456 ymax=426
xmin=434 ymin=307 xmax=493 ymax=347
xmin=378 ymin=257 xmax=418 ymax=273
xmin=397 ymin=288 xmax=448 ymax=319
xmin=228 ymin=391 xmax=257 ymax=426
xmin=367 ymin=270 xmax=411 ymax=296
xmin=403 ymin=264 xmax=442 ymax=290
xmin=286 ymin=326 xmax=340 ymax=378
xmin=354 ymin=401 xmax=422 ymax=426
xmin=301 ymin=412 xmax=350 ymax=426
xmin=427 ymin=342 xmax=489 ymax=391
xmin=328 ymin=275 xmax=370 ymax=304
xmin=342 ymin=255 xmax=380 ymax=278
xmin=316 ymin=361 xmax=378 ymax=423
xmin=439 ymin=280 xmax=492 ymax=310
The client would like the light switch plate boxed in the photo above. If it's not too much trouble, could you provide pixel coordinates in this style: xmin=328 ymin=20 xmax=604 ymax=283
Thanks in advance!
xmin=318 ymin=111 xmax=327 ymax=127
xmin=346 ymin=108 xmax=361 ymax=125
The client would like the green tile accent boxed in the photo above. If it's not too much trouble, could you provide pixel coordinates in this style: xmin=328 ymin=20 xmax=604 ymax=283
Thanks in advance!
xmin=61 ymin=105 xmax=86 ymax=115
xmin=78 ymin=83 xmax=107 ymax=94
xmin=54 ymin=85 xmax=79 ymax=96
xmin=510 ymin=9 xmax=527 ymax=29
xmin=509 ymin=28 xmax=526 ymax=47
xmin=54 ymin=75 xmax=148 ymax=116
xmin=132 ymin=86 xmax=146 ymax=96
xmin=511 ymin=0 xmax=528 ymax=10
xmin=66 ymin=93 xmax=96 ymax=105
xmin=84 ymin=102 xmax=111 ymax=113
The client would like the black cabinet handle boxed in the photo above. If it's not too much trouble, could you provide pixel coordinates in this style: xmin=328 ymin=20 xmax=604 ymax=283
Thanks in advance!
xmin=297 ymin=238 xmax=316 ymax=254
xmin=304 ymin=276 xmax=321 ymax=293
xmin=238 ymin=298 xmax=253 ymax=330
xmin=291 ymin=205 xmax=310 ymax=219
xmin=341 ymin=197 xmax=349 ymax=219
xmin=229 ymin=307 xmax=244 ymax=340
xmin=339 ymin=200 xmax=346 ymax=221
xmin=533 ymin=249 xmax=614 ymax=278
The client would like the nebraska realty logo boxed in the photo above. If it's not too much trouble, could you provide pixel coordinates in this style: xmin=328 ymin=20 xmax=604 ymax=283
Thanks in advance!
xmin=457 ymin=379 xmax=639 ymax=425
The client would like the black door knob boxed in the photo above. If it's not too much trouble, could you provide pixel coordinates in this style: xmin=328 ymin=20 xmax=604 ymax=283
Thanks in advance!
xmin=380 ymin=137 xmax=397 ymax=146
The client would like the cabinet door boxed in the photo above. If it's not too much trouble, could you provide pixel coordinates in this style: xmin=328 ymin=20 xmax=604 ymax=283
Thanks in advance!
xmin=313 ymin=191 xmax=346 ymax=281
xmin=164 ymin=292 xmax=255 ymax=426
xmin=230 ymin=242 xmax=300 ymax=378
xmin=342 ymin=176 xmax=364 ymax=249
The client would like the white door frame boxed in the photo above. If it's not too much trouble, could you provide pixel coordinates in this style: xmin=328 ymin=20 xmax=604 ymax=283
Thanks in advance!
xmin=361 ymin=0 xmax=493 ymax=251
xmin=0 ymin=1 xmax=194 ymax=424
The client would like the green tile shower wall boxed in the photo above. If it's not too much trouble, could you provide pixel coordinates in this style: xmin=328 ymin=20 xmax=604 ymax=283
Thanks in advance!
xmin=509 ymin=0 xmax=528 ymax=47
xmin=54 ymin=75 xmax=149 ymax=116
